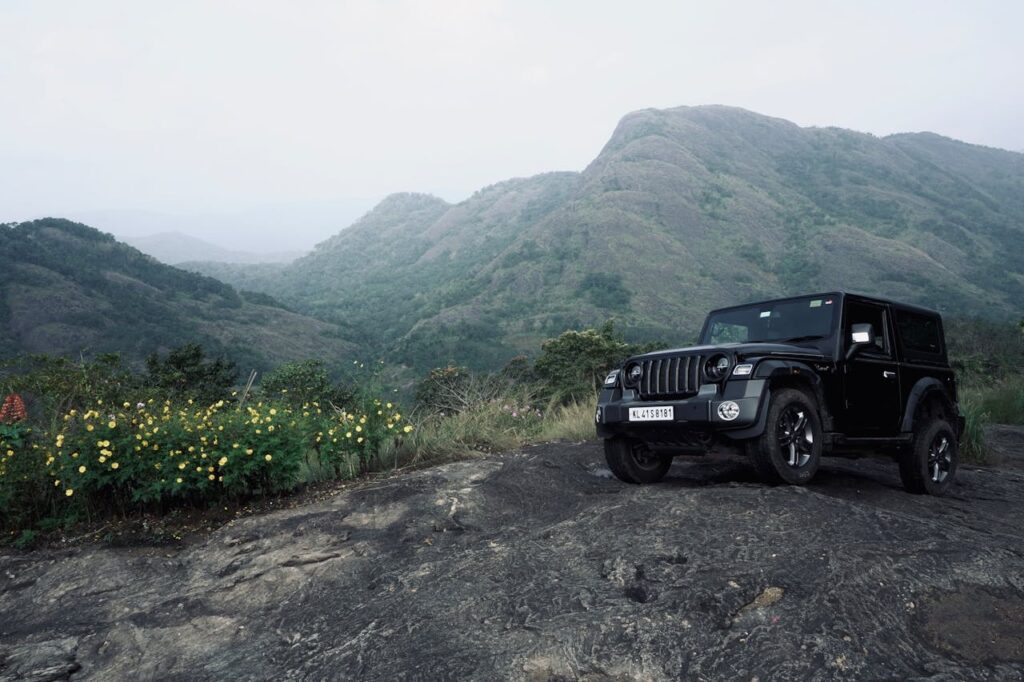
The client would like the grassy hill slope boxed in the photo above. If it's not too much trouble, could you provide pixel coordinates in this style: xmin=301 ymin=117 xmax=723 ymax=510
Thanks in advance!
xmin=0 ymin=219 xmax=357 ymax=371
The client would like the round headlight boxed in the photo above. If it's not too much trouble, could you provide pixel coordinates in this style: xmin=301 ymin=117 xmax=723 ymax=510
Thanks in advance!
xmin=625 ymin=363 xmax=643 ymax=387
xmin=705 ymin=354 xmax=731 ymax=381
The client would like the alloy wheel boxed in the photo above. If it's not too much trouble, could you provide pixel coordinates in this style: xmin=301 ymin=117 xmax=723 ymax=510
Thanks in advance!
xmin=928 ymin=433 xmax=953 ymax=483
xmin=777 ymin=406 xmax=813 ymax=468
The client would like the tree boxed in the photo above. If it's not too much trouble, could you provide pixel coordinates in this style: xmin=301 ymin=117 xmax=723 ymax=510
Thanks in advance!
xmin=260 ymin=360 xmax=333 ymax=406
xmin=145 ymin=344 xmax=238 ymax=404
xmin=535 ymin=321 xmax=662 ymax=401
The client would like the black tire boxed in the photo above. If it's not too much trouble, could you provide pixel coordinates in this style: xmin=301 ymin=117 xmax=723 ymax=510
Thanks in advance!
xmin=748 ymin=388 xmax=823 ymax=485
xmin=604 ymin=437 xmax=671 ymax=484
xmin=899 ymin=419 xmax=957 ymax=495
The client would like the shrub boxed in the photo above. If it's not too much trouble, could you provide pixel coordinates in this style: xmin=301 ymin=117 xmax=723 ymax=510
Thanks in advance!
xmin=0 ymin=353 xmax=137 ymax=422
xmin=535 ymin=321 xmax=661 ymax=401
xmin=1 ymin=393 xmax=413 ymax=533
xmin=260 ymin=359 xmax=348 ymax=407
xmin=145 ymin=344 xmax=238 ymax=404
xmin=958 ymin=395 xmax=990 ymax=464
xmin=415 ymin=365 xmax=508 ymax=414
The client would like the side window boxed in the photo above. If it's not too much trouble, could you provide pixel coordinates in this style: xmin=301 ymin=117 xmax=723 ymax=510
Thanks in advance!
xmin=845 ymin=301 xmax=890 ymax=357
xmin=896 ymin=311 xmax=943 ymax=357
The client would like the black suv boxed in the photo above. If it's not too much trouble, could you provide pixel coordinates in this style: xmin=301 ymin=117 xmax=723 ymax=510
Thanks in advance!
xmin=596 ymin=292 xmax=965 ymax=495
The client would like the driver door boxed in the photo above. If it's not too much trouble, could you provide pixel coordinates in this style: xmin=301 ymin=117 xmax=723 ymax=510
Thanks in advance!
xmin=842 ymin=301 xmax=901 ymax=435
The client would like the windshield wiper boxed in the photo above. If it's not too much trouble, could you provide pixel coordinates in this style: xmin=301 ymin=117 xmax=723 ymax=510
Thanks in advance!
xmin=780 ymin=335 xmax=826 ymax=344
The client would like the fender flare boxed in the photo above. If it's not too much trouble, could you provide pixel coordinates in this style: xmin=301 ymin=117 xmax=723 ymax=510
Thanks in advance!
xmin=722 ymin=359 xmax=828 ymax=439
xmin=900 ymin=378 xmax=955 ymax=433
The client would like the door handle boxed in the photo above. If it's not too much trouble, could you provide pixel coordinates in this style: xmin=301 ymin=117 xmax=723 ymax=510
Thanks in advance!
xmin=883 ymin=371 xmax=895 ymax=379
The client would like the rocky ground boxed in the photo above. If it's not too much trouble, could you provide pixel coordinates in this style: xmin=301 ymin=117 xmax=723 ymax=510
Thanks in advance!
xmin=3 ymin=430 xmax=1024 ymax=681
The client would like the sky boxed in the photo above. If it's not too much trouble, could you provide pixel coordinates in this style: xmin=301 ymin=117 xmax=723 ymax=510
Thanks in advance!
xmin=1 ymin=0 xmax=1021 ymax=252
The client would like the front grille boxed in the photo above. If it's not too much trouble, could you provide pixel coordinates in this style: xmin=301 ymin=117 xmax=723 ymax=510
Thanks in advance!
xmin=638 ymin=354 xmax=702 ymax=399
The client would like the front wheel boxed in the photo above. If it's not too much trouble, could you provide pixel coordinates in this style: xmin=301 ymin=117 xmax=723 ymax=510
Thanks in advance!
xmin=899 ymin=419 xmax=958 ymax=495
xmin=748 ymin=388 xmax=823 ymax=485
xmin=604 ymin=437 xmax=671 ymax=484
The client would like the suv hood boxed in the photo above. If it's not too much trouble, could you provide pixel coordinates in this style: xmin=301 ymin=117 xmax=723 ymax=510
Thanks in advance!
xmin=631 ymin=342 xmax=828 ymax=361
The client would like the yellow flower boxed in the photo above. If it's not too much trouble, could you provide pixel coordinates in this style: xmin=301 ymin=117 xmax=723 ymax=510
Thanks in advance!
xmin=357 ymin=437 xmax=364 ymax=443
xmin=346 ymin=432 xmax=352 ymax=438
xmin=264 ymin=454 xmax=272 ymax=462
xmin=386 ymin=402 xmax=393 ymax=409
xmin=78 ymin=465 xmax=86 ymax=474
xmin=178 ymin=462 xmax=187 ymax=470
xmin=111 ymin=462 xmax=120 ymax=470
xmin=355 ymin=425 xmax=362 ymax=433
xmin=208 ymin=474 xmax=215 ymax=480
xmin=403 ymin=425 xmax=413 ymax=433
xmin=54 ymin=479 xmax=61 ymax=486
xmin=245 ymin=448 xmax=253 ymax=455
xmin=108 ymin=420 xmax=117 ymax=429
xmin=86 ymin=424 xmax=94 ymax=432
xmin=66 ymin=489 xmax=74 ymax=497
xmin=99 ymin=456 xmax=107 ymax=464
xmin=269 ymin=408 xmax=277 ymax=416
xmin=176 ymin=477 xmax=183 ymax=484
xmin=5 ymin=449 xmax=13 ymax=457
xmin=218 ymin=457 xmax=228 ymax=466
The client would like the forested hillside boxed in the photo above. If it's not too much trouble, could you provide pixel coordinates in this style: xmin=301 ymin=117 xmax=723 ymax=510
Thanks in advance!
xmin=0 ymin=219 xmax=356 ymax=370
xmin=169 ymin=107 xmax=1024 ymax=370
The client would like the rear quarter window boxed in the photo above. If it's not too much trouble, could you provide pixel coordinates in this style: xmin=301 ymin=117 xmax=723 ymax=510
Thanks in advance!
xmin=896 ymin=311 xmax=944 ymax=360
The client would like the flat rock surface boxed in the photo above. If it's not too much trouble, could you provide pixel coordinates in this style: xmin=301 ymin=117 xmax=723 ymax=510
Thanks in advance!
xmin=3 ymin=434 xmax=1024 ymax=681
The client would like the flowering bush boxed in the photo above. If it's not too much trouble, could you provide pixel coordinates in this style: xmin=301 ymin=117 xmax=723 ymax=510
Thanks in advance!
xmin=1 ymin=394 xmax=412 ymax=528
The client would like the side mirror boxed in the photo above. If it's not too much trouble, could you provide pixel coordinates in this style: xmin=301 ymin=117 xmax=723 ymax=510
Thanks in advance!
xmin=846 ymin=323 xmax=875 ymax=360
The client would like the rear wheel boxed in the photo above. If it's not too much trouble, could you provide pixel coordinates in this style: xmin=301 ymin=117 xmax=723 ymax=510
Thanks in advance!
xmin=604 ymin=437 xmax=671 ymax=484
xmin=748 ymin=388 xmax=823 ymax=485
xmin=899 ymin=419 xmax=957 ymax=495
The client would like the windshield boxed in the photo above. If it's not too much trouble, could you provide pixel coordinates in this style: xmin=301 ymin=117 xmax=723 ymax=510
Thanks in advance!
xmin=700 ymin=295 xmax=838 ymax=345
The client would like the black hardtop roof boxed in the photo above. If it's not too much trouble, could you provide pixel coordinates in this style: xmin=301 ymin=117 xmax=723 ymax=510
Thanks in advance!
xmin=707 ymin=291 xmax=942 ymax=318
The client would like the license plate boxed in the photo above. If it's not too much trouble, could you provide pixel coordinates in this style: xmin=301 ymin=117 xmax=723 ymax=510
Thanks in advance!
xmin=628 ymin=406 xmax=674 ymax=422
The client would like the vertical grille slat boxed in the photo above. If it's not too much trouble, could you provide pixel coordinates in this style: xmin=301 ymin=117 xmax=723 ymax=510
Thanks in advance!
xmin=637 ymin=353 xmax=702 ymax=400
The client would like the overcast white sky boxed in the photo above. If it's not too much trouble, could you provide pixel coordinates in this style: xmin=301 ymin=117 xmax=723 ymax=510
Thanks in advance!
xmin=1 ymin=0 xmax=1021 ymax=251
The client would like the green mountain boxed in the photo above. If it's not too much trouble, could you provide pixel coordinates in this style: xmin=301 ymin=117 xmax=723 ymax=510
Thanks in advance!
xmin=188 ymin=105 xmax=1024 ymax=371
xmin=0 ymin=219 xmax=356 ymax=371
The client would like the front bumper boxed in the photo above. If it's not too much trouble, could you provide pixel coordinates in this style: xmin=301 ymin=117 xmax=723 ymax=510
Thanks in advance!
xmin=595 ymin=379 xmax=768 ymax=442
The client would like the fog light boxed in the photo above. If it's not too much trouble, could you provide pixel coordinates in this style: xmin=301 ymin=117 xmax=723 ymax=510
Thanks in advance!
xmin=595 ymin=406 xmax=603 ymax=424
xmin=717 ymin=401 xmax=740 ymax=421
